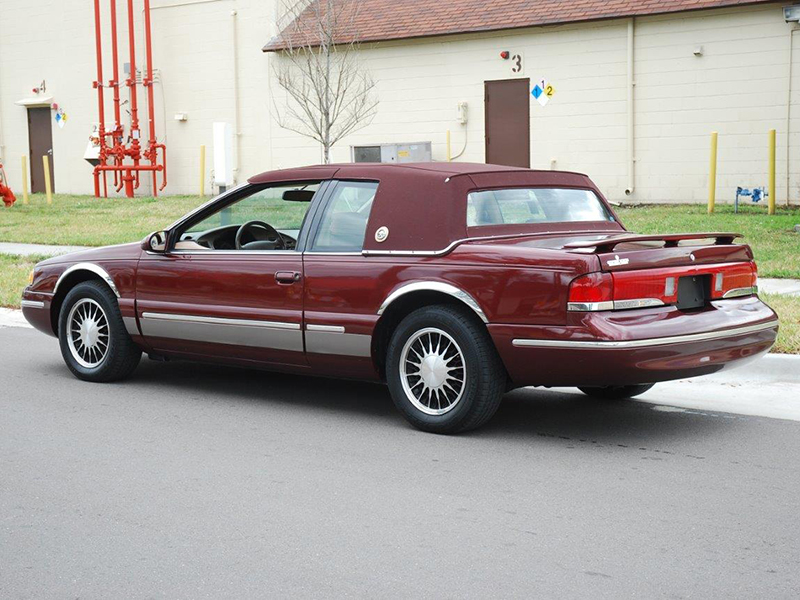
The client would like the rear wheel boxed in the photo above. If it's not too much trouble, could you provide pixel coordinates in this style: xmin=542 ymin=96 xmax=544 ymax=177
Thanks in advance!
xmin=578 ymin=384 xmax=655 ymax=400
xmin=386 ymin=305 xmax=506 ymax=434
xmin=58 ymin=281 xmax=141 ymax=382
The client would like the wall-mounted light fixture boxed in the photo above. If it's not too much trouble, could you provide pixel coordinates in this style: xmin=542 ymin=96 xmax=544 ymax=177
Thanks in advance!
xmin=784 ymin=5 xmax=800 ymax=22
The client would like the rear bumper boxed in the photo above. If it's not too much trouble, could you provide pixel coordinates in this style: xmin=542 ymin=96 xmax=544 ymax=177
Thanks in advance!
xmin=490 ymin=297 xmax=778 ymax=387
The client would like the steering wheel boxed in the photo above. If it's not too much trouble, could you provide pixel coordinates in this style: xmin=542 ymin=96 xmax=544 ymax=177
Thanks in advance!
xmin=235 ymin=220 xmax=285 ymax=250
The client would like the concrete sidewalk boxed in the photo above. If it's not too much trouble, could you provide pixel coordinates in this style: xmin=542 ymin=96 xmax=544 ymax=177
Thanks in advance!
xmin=760 ymin=278 xmax=800 ymax=296
xmin=0 ymin=241 xmax=90 ymax=257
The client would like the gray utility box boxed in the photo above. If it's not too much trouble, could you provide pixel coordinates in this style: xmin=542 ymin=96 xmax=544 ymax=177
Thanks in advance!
xmin=351 ymin=142 xmax=432 ymax=163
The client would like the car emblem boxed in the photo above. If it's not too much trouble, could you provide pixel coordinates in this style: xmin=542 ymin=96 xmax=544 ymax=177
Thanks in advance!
xmin=690 ymin=253 xmax=696 ymax=261
xmin=607 ymin=254 xmax=629 ymax=267
xmin=375 ymin=226 xmax=389 ymax=243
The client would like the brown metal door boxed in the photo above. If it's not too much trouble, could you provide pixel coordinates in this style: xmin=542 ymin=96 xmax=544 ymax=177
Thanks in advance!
xmin=27 ymin=107 xmax=54 ymax=193
xmin=484 ymin=78 xmax=530 ymax=168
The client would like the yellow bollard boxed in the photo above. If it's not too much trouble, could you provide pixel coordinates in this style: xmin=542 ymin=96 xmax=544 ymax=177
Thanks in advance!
xmin=199 ymin=145 xmax=206 ymax=197
xmin=42 ymin=155 xmax=52 ymax=205
xmin=446 ymin=130 xmax=452 ymax=162
xmin=20 ymin=156 xmax=29 ymax=205
xmin=707 ymin=132 xmax=718 ymax=215
xmin=768 ymin=129 xmax=776 ymax=215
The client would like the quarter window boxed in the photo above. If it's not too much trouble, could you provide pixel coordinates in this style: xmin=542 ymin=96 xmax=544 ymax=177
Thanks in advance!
xmin=311 ymin=181 xmax=378 ymax=252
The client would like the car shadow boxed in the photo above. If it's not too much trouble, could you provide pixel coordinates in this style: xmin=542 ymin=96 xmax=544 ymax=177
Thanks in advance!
xmin=126 ymin=358 xmax=736 ymax=445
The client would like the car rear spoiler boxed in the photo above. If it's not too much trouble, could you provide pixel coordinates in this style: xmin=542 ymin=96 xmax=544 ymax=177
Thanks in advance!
xmin=563 ymin=232 xmax=743 ymax=253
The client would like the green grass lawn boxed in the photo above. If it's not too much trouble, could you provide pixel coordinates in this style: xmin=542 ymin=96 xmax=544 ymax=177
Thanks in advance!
xmin=761 ymin=293 xmax=800 ymax=354
xmin=0 ymin=193 xmax=203 ymax=247
xmin=0 ymin=254 xmax=48 ymax=308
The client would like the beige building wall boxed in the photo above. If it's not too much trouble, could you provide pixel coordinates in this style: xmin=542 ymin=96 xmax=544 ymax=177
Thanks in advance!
xmin=271 ymin=3 xmax=798 ymax=204
xmin=0 ymin=1 xmax=797 ymax=205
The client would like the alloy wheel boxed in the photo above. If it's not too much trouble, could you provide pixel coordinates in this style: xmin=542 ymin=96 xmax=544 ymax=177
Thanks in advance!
xmin=399 ymin=327 xmax=466 ymax=415
xmin=66 ymin=298 xmax=110 ymax=369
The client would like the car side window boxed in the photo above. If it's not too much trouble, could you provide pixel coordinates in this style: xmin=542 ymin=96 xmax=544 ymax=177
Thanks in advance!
xmin=310 ymin=181 xmax=378 ymax=252
xmin=174 ymin=183 xmax=319 ymax=251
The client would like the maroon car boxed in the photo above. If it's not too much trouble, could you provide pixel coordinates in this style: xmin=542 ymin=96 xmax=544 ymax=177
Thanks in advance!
xmin=21 ymin=163 xmax=778 ymax=433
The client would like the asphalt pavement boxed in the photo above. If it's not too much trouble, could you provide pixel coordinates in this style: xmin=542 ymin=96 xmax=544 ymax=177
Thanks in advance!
xmin=1 ymin=326 xmax=799 ymax=599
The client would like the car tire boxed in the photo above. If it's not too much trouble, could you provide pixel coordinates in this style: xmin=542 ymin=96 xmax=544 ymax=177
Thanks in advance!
xmin=577 ymin=383 xmax=655 ymax=400
xmin=58 ymin=280 xmax=141 ymax=382
xmin=386 ymin=305 xmax=506 ymax=434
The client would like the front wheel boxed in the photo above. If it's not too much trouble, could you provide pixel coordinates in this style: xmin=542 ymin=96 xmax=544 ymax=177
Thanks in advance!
xmin=58 ymin=280 xmax=141 ymax=382
xmin=386 ymin=305 xmax=506 ymax=434
xmin=578 ymin=384 xmax=655 ymax=400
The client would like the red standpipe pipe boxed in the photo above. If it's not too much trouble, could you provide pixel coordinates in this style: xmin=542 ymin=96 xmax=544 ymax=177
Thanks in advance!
xmin=92 ymin=0 xmax=107 ymax=198
xmin=109 ymin=0 xmax=122 ymax=146
xmin=125 ymin=0 xmax=141 ymax=198
xmin=143 ymin=0 xmax=159 ymax=196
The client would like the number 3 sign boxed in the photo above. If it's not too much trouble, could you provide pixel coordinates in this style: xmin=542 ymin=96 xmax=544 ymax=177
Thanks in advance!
xmin=510 ymin=52 xmax=523 ymax=75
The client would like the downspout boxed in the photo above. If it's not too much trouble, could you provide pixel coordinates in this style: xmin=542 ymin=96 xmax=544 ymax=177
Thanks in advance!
xmin=787 ymin=25 xmax=798 ymax=206
xmin=625 ymin=18 xmax=635 ymax=196
xmin=231 ymin=7 xmax=241 ymax=183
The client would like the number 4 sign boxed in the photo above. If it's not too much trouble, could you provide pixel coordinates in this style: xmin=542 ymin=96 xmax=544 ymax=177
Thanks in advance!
xmin=531 ymin=78 xmax=555 ymax=107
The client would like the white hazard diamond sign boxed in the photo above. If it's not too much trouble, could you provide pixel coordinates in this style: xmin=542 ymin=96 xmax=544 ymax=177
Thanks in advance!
xmin=531 ymin=78 xmax=555 ymax=107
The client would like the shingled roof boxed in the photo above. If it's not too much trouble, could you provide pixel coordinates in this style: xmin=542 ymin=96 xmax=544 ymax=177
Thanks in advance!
xmin=263 ymin=0 xmax=777 ymax=52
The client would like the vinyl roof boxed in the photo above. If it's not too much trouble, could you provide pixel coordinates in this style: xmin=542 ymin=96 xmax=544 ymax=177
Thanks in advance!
xmin=263 ymin=0 xmax=777 ymax=52
xmin=246 ymin=162 xmax=586 ymax=184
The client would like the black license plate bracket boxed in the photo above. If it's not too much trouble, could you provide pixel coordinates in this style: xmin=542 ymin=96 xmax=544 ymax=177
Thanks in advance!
xmin=677 ymin=275 xmax=710 ymax=310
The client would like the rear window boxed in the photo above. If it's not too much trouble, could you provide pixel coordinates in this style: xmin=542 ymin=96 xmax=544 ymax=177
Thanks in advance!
xmin=467 ymin=188 xmax=615 ymax=227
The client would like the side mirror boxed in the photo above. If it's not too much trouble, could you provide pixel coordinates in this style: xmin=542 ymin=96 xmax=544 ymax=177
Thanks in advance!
xmin=143 ymin=230 xmax=168 ymax=252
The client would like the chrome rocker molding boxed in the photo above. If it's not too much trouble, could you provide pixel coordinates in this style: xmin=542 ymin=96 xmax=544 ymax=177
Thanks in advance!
xmin=139 ymin=311 xmax=303 ymax=351
xmin=304 ymin=324 xmax=371 ymax=357
xmin=54 ymin=263 xmax=121 ymax=298
xmin=377 ymin=281 xmax=489 ymax=324
xmin=306 ymin=324 xmax=346 ymax=333
xmin=511 ymin=320 xmax=778 ymax=349
xmin=141 ymin=312 xmax=300 ymax=330
xmin=20 ymin=300 xmax=45 ymax=309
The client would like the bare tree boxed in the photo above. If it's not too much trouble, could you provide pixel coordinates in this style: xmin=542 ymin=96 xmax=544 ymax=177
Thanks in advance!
xmin=272 ymin=0 xmax=379 ymax=163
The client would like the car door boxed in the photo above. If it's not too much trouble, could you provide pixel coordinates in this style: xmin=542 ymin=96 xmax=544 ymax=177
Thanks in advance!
xmin=301 ymin=179 xmax=382 ymax=379
xmin=135 ymin=181 xmax=327 ymax=367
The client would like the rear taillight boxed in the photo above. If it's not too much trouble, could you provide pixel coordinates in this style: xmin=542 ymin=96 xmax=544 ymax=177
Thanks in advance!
xmin=568 ymin=262 xmax=758 ymax=312
xmin=715 ymin=261 xmax=758 ymax=298
xmin=567 ymin=272 xmax=614 ymax=311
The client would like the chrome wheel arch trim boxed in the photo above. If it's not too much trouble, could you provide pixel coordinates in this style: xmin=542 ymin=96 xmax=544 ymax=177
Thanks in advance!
xmin=54 ymin=263 xmax=121 ymax=298
xmin=377 ymin=281 xmax=489 ymax=324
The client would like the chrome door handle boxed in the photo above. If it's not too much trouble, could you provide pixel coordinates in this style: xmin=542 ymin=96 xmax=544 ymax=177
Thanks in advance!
xmin=275 ymin=271 xmax=300 ymax=284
